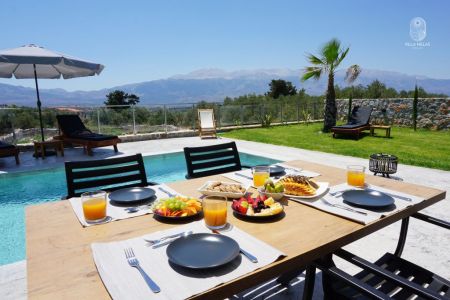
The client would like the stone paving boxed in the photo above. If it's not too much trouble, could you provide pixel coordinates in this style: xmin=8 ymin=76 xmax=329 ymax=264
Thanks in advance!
xmin=0 ymin=136 xmax=448 ymax=299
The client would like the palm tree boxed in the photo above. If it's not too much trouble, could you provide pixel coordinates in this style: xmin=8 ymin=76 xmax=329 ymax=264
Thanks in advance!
xmin=301 ymin=38 xmax=357 ymax=132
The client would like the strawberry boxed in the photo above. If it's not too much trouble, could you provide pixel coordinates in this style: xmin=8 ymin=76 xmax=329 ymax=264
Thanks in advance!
xmin=238 ymin=201 xmax=249 ymax=214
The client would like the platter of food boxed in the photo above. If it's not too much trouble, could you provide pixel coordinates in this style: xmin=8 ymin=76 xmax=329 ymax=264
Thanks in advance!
xmin=198 ymin=181 xmax=249 ymax=199
xmin=258 ymin=179 xmax=285 ymax=200
xmin=151 ymin=196 xmax=202 ymax=219
xmin=231 ymin=195 xmax=284 ymax=219
xmin=278 ymin=175 xmax=329 ymax=199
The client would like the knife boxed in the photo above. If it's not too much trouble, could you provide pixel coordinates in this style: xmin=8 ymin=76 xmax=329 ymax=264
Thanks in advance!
xmin=151 ymin=231 xmax=193 ymax=249
xmin=212 ymin=230 xmax=258 ymax=263
xmin=234 ymin=173 xmax=253 ymax=180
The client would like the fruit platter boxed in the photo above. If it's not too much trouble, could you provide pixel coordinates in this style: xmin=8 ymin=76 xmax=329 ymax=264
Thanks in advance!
xmin=198 ymin=181 xmax=249 ymax=198
xmin=258 ymin=179 xmax=285 ymax=200
xmin=151 ymin=196 xmax=202 ymax=219
xmin=277 ymin=175 xmax=329 ymax=199
xmin=231 ymin=195 xmax=284 ymax=219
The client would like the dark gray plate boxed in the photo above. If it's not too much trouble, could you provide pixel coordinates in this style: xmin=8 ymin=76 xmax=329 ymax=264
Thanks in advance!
xmin=342 ymin=190 xmax=395 ymax=208
xmin=109 ymin=187 xmax=155 ymax=204
xmin=167 ymin=233 xmax=240 ymax=269
xmin=254 ymin=165 xmax=285 ymax=176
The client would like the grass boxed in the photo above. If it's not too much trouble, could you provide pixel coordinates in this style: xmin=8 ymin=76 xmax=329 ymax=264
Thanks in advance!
xmin=221 ymin=122 xmax=450 ymax=170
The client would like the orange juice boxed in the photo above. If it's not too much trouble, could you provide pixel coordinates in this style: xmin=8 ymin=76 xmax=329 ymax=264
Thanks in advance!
xmin=253 ymin=172 xmax=269 ymax=187
xmin=347 ymin=165 xmax=366 ymax=187
xmin=82 ymin=198 xmax=107 ymax=221
xmin=203 ymin=197 xmax=227 ymax=229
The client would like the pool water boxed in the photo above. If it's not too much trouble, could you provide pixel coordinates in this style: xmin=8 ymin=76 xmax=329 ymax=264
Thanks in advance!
xmin=0 ymin=152 xmax=279 ymax=265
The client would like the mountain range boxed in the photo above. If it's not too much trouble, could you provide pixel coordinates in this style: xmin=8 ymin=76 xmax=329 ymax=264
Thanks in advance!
xmin=0 ymin=68 xmax=448 ymax=107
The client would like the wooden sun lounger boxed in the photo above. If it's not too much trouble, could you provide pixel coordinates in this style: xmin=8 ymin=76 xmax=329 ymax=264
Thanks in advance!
xmin=0 ymin=141 xmax=20 ymax=164
xmin=331 ymin=106 xmax=373 ymax=140
xmin=198 ymin=109 xmax=217 ymax=139
xmin=56 ymin=115 xmax=120 ymax=156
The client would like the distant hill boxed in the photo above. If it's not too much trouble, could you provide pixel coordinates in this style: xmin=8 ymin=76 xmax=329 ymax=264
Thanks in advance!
xmin=0 ymin=68 xmax=448 ymax=106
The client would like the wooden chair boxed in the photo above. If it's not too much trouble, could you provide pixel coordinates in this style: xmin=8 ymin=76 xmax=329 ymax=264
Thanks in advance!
xmin=56 ymin=114 xmax=121 ymax=156
xmin=64 ymin=154 xmax=149 ymax=198
xmin=198 ymin=109 xmax=217 ymax=139
xmin=312 ymin=212 xmax=450 ymax=300
xmin=183 ymin=142 xmax=250 ymax=179
xmin=331 ymin=106 xmax=373 ymax=139
xmin=0 ymin=141 xmax=19 ymax=164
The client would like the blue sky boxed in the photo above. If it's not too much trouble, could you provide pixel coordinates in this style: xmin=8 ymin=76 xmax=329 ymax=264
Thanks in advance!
xmin=0 ymin=0 xmax=449 ymax=91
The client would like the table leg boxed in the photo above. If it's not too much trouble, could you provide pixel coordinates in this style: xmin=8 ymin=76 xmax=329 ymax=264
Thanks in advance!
xmin=302 ymin=265 xmax=316 ymax=300
xmin=41 ymin=144 xmax=45 ymax=159
xmin=60 ymin=143 xmax=64 ymax=156
xmin=34 ymin=144 xmax=38 ymax=159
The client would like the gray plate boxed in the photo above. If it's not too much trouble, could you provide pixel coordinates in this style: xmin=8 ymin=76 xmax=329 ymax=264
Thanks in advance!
xmin=167 ymin=233 xmax=240 ymax=269
xmin=109 ymin=187 xmax=155 ymax=204
xmin=342 ymin=190 xmax=395 ymax=208
xmin=254 ymin=165 xmax=285 ymax=176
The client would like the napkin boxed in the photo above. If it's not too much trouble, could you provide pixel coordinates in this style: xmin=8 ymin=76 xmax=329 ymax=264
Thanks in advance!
xmin=222 ymin=164 xmax=320 ymax=187
xmin=91 ymin=221 xmax=286 ymax=300
xmin=290 ymin=183 xmax=424 ymax=224
xmin=69 ymin=184 xmax=180 ymax=227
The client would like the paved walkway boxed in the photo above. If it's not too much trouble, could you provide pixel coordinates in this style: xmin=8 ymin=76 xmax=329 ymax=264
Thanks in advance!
xmin=1 ymin=136 xmax=448 ymax=299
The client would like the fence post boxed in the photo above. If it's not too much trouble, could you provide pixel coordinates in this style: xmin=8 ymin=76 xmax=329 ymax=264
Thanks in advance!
xmin=164 ymin=105 xmax=167 ymax=134
xmin=97 ymin=108 xmax=101 ymax=133
xmin=192 ymin=104 xmax=196 ymax=131
xmin=280 ymin=103 xmax=283 ymax=124
xmin=240 ymin=105 xmax=244 ymax=127
xmin=217 ymin=104 xmax=221 ymax=129
xmin=313 ymin=102 xmax=317 ymax=120
xmin=297 ymin=101 xmax=300 ymax=123
xmin=132 ymin=105 xmax=136 ymax=135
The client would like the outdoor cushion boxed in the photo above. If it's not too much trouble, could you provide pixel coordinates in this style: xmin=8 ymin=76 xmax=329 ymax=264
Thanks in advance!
xmin=0 ymin=141 xmax=16 ymax=149
xmin=70 ymin=132 xmax=118 ymax=141
xmin=349 ymin=106 xmax=373 ymax=125
xmin=332 ymin=123 xmax=368 ymax=129
xmin=56 ymin=115 xmax=89 ymax=137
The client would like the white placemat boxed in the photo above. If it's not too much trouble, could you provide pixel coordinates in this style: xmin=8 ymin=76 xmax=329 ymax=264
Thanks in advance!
xmin=222 ymin=164 xmax=320 ymax=187
xmin=290 ymin=183 xmax=424 ymax=224
xmin=91 ymin=221 xmax=286 ymax=300
xmin=69 ymin=184 xmax=180 ymax=227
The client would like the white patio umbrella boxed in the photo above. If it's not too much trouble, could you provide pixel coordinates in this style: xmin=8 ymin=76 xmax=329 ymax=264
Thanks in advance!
xmin=0 ymin=44 xmax=104 ymax=143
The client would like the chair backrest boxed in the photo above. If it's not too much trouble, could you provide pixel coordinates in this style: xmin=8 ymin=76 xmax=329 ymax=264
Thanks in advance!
xmin=349 ymin=106 xmax=373 ymax=125
xmin=183 ymin=142 xmax=242 ymax=178
xmin=64 ymin=154 xmax=148 ymax=198
xmin=198 ymin=109 xmax=215 ymax=128
xmin=56 ymin=114 xmax=91 ymax=137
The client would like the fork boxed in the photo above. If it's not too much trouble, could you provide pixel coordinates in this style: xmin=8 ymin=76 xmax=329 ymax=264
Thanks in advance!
xmin=124 ymin=247 xmax=161 ymax=293
xmin=158 ymin=186 xmax=176 ymax=198
xmin=321 ymin=199 xmax=368 ymax=216
xmin=144 ymin=230 xmax=193 ymax=246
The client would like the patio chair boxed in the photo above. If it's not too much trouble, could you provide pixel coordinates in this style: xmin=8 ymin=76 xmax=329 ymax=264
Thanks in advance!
xmin=0 ymin=141 xmax=20 ymax=164
xmin=183 ymin=141 xmax=250 ymax=178
xmin=198 ymin=109 xmax=217 ymax=139
xmin=56 ymin=114 xmax=120 ymax=156
xmin=331 ymin=106 xmax=373 ymax=139
xmin=313 ymin=212 xmax=450 ymax=300
xmin=64 ymin=153 xmax=152 ymax=198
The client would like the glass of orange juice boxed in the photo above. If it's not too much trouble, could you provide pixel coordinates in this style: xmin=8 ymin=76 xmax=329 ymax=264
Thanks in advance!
xmin=253 ymin=166 xmax=270 ymax=187
xmin=81 ymin=191 xmax=107 ymax=223
xmin=203 ymin=196 xmax=227 ymax=229
xmin=347 ymin=165 xmax=366 ymax=187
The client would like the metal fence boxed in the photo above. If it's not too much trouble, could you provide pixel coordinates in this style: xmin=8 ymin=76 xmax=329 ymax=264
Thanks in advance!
xmin=0 ymin=101 xmax=323 ymax=144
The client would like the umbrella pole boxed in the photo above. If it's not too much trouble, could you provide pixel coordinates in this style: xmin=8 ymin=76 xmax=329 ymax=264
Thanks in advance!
xmin=33 ymin=64 xmax=45 ymax=142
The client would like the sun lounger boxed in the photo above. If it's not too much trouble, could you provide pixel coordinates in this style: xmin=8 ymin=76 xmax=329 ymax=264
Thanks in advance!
xmin=56 ymin=115 xmax=120 ymax=156
xmin=331 ymin=106 xmax=373 ymax=139
xmin=198 ymin=109 xmax=217 ymax=139
xmin=0 ymin=141 xmax=20 ymax=164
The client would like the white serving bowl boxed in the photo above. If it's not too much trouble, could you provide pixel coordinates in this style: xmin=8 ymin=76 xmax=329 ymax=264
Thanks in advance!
xmin=257 ymin=187 xmax=284 ymax=201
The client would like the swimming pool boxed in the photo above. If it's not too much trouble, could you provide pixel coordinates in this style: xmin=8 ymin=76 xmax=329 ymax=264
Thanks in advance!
xmin=0 ymin=151 xmax=279 ymax=265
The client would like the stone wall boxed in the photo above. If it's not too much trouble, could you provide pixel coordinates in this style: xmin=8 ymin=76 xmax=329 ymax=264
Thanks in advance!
xmin=336 ymin=98 xmax=449 ymax=130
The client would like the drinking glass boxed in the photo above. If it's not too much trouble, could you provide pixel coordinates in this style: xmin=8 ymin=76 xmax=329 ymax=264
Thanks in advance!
xmin=202 ymin=196 xmax=227 ymax=230
xmin=253 ymin=166 xmax=270 ymax=187
xmin=82 ymin=191 xmax=107 ymax=223
xmin=347 ymin=165 xmax=366 ymax=187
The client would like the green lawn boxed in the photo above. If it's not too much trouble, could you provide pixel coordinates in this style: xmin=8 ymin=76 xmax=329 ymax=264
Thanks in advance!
xmin=221 ymin=122 xmax=450 ymax=170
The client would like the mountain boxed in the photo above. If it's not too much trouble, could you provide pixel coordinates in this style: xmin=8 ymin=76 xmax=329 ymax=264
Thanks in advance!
xmin=0 ymin=68 xmax=448 ymax=107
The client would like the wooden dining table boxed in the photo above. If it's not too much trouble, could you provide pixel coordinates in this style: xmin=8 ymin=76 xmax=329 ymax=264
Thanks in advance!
xmin=25 ymin=159 xmax=446 ymax=299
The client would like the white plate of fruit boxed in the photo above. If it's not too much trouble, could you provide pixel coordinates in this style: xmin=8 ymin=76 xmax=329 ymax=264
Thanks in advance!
xmin=257 ymin=179 xmax=285 ymax=200
xmin=231 ymin=195 xmax=284 ymax=219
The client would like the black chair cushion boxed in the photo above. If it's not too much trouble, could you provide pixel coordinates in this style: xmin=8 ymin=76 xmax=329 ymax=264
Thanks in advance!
xmin=0 ymin=141 xmax=16 ymax=149
xmin=71 ymin=132 xmax=118 ymax=141
xmin=332 ymin=123 xmax=367 ymax=129
xmin=348 ymin=106 xmax=373 ymax=126
xmin=56 ymin=114 xmax=89 ymax=137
